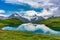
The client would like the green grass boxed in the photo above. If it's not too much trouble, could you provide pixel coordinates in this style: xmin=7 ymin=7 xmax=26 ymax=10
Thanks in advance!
xmin=0 ymin=18 xmax=24 ymax=29
xmin=0 ymin=17 xmax=60 ymax=40
xmin=0 ymin=30 xmax=60 ymax=40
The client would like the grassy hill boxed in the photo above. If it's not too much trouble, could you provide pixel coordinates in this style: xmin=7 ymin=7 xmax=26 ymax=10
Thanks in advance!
xmin=0 ymin=18 xmax=60 ymax=40
xmin=0 ymin=18 xmax=24 ymax=29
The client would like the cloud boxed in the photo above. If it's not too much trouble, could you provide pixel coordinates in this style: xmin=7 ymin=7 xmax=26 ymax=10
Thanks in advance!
xmin=0 ymin=10 xmax=5 ymax=13
xmin=4 ymin=0 xmax=60 ymax=17
xmin=4 ymin=0 xmax=60 ymax=11
xmin=50 ymin=0 xmax=60 ymax=5
xmin=20 ymin=9 xmax=53 ymax=19
xmin=0 ymin=10 xmax=9 ymax=17
xmin=24 ymin=10 xmax=52 ymax=16
xmin=0 ymin=10 xmax=6 ymax=17
xmin=5 ymin=0 xmax=59 ymax=9
xmin=24 ymin=10 xmax=37 ymax=16
xmin=4 ymin=0 xmax=50 ymax=8
xmin=21 ymin=6 xmax=59 ymax=19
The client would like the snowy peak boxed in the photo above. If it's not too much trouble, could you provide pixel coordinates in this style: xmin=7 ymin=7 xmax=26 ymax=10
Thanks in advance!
xmin=8 ymin=13 xmax=21 ymax=18
xmin=8 ymin=12 xmax=44 ymax=22
xmin=0 ymin=11 xmax=52 ymax=22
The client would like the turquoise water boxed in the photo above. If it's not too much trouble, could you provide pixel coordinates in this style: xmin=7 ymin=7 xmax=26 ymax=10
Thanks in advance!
xmin=2 ymin=23 xmax=60 ymax=36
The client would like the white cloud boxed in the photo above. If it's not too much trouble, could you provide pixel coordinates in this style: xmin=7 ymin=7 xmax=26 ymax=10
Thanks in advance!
xmin=22 ymin=10 xmax=37 ymax=21
xmin=4 ymin=0 xmax=60 ymax=10
xmin=50 ymin=0 xmax=60 ymax=5
xmin=0 ymin=10 xmax=5 ymax=13
xmin=4 ymin=0 xmax=50 ymax=8
xmin=0 ymin=14 xmax=7 ymax=17
xmin=4 ymin=0 xmax=60 ymax=17
xmin=0 ymin=10 xmax=9 ymax=17
xmin=21 ymin=9 xmax=53 ymax=19
xmin=25 ymin=10 xmax=37 ymax=16
xmin=21 ymin=6 xmax=59 ymax=19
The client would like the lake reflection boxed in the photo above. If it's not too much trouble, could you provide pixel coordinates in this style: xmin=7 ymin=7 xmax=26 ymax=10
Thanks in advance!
xmin=2 ymin=23 xmax=60 ymax=36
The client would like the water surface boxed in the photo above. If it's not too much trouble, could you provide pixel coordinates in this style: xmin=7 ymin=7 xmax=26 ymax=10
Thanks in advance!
xmin=2 ymin=23 xmax=60 ymax=36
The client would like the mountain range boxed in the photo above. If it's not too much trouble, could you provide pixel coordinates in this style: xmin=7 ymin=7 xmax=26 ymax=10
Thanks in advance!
xmin=0 ymin=13 xmax=51 ymax=22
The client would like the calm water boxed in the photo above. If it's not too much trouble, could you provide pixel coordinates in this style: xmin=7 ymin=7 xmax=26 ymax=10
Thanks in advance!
xmin=2 ymin=23 xmax=60 ymax=36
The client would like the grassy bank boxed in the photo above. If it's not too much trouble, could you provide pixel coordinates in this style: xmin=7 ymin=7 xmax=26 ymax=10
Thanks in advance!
xmin=36 ymin=17 xmax=60 ymax=31
xmin=0 ymin=18 xmax=24 ymax=29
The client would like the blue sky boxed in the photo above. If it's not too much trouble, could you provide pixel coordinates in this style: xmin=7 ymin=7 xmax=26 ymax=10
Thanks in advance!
xmin=0 ymin=0 xmax=43 ymax=15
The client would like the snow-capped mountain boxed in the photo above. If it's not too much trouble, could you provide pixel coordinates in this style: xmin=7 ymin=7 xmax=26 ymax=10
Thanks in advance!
xmin=8 ymin=13 xmax=44 ymax=22
xmin=8 ymin=13 xmax=30 ymax=22
xmin=0 ymin=11 xmax=53 ymax=22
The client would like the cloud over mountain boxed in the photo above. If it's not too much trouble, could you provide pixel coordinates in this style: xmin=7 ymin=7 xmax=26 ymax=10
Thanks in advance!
xmin=4 ymin=0 xmax=60 ymax=17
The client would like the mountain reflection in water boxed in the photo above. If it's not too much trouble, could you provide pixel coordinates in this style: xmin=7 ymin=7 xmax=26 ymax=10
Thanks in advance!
xmin=2 ymin=23 xmax=60 ymax=36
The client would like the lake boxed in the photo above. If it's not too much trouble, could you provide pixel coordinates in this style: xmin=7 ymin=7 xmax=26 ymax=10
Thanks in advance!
xmin=2 ymin=23 xmax=60 ymax=36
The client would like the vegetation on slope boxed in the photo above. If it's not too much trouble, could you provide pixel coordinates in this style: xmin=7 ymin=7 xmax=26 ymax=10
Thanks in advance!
xmin=0 ymin=18 xmax=24 ymax=29
xmin=36 ymin=17 xmax=60 ymax=31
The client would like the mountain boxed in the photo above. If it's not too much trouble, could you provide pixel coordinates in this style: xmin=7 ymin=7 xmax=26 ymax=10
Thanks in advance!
xmin=8 ymin=13 xmax=44 ymax=22
xmin=8 ymin=13 xmax=30 ymax=22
